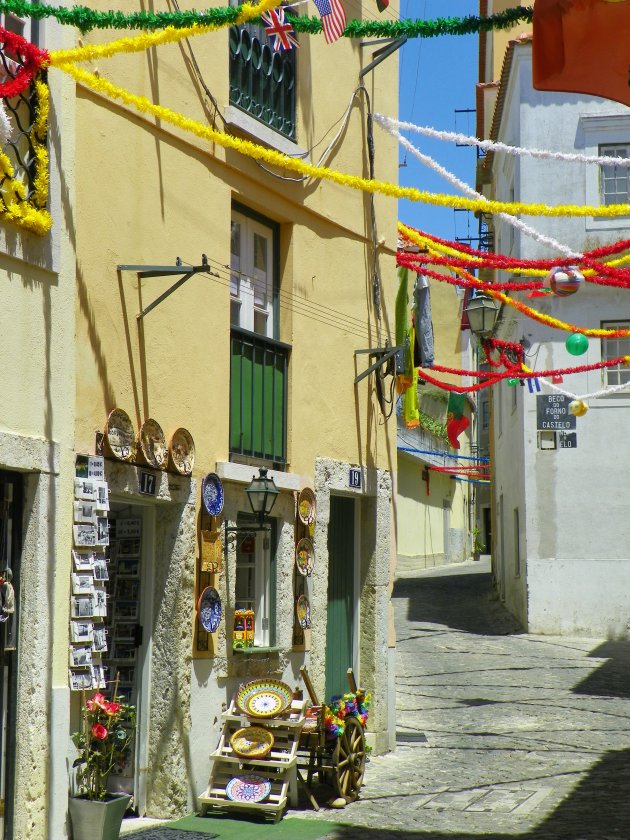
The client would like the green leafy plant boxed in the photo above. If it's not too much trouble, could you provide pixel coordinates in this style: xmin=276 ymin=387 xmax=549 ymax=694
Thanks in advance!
xmin=417 ymin=410 xmax=449 ymax=444
xmin=472 ymin=527 xmax=485 ymax=555
xmin=72 ymin=692 xmax=135 ymax=801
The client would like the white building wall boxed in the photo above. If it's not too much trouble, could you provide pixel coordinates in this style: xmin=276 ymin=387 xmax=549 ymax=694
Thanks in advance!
xmin=491 ymin=44 xmax=630 ymax=635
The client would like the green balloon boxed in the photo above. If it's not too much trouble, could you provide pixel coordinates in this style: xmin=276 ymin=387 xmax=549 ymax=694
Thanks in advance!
xmin=566 ymin=333 xmax=589 ymax=356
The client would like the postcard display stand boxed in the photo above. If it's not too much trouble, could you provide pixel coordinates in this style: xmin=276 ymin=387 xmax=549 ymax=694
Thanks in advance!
xmin=69 ymin=455 xmax=110 ymax=693
xmin=199 ymin=696 xmax=307 ymax=823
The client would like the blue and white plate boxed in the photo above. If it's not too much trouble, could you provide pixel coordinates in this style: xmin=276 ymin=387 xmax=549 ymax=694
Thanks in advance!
xmin=198 ymin=586 xmax=222 ymax=633
xmin=202 ymin=472 xmax=224 ymax=517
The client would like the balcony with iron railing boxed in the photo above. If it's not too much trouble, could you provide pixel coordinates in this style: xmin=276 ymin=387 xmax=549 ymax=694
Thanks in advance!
xmin=229 ymin=327 xmax=290 ymax=468
xmin=228 ymin=20 xmax=296 ymax=141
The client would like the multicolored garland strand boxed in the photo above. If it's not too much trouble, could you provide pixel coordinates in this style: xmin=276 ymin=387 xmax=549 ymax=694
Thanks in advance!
xmin=324 ymin=689 xmax=370 ymax=739
xmin=0 ymin=0 xmax=534 ymax=35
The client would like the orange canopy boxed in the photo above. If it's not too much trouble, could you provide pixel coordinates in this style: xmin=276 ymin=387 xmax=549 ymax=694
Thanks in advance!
xmin=533 ymin=0 xmax=630 ymax=107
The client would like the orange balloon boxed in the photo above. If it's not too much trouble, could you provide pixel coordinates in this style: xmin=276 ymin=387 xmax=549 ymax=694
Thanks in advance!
xmin=533 ymin=0 xmax=630 ymax=106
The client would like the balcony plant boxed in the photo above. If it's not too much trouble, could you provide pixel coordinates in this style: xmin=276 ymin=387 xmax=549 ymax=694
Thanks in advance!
xmin=69 ymin=691 xmax=135 ymax=840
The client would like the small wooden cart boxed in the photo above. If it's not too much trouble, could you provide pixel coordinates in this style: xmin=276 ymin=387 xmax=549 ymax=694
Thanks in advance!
xmin=296 ymin=667 xmax=367 ymax=808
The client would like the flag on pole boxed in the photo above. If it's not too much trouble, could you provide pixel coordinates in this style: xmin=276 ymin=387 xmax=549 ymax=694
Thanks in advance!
xmin=312 ymin=0 xmax=346 ymax=44
xmin=261 ymin=8 xmax=299 ymax=51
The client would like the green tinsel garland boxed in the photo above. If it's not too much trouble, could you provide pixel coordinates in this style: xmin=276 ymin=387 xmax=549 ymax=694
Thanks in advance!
xmin=0 ymin=1 xmax=533 ymax=35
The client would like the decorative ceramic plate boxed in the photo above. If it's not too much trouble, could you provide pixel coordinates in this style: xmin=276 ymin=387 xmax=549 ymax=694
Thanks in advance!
xmin=105 ymin=408 xmax=135 ymax=462
xmin=235 ymin=678 xmax=293 ymax=718
xmin=202 ymin=473 xmax=225 ymax=517
xmin=295 ymin=537 xmax=314 ymax=576
xmin=297 ymin=488 xmax=316 ymax=526
xmin=197 ymin=586 xmax=222 ymax=633
xmin=139 ymin=418 xmax=167 ymax=469
xmin=225 ymin=774 xmax=271 ymax=803
xmin=296 ymin=594 xmax=311 ymax=629
xmin=168 ymin=427 xmax=195 ymax=475
xmin=230 ymin=726 xmax=275 ymax=759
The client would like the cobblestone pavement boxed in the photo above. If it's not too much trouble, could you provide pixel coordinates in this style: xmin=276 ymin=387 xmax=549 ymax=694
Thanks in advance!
xmin=123 ymin=558 xmax=630 ymax=839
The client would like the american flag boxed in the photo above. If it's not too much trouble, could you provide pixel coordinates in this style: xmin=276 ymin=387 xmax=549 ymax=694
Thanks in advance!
xmin=312 ymin=0 xmax=346 ymax=44
xmin=261 ymin=8 xmax=299 ymax=51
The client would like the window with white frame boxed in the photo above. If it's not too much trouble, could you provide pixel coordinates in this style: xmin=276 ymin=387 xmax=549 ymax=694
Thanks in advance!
xmin=234 ymin=515 xmax=275 ymax=647
xmin=601 ymin=320 xmax=630 ymax=386
xmin=230 ymin=209 xmax=276 ymax=338
xmin=599 ymin=144 xmax=630 ymax=205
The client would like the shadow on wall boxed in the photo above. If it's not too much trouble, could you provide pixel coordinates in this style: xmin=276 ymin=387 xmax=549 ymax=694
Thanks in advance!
xmin=393 ymin=570 xmax=522 ymax=637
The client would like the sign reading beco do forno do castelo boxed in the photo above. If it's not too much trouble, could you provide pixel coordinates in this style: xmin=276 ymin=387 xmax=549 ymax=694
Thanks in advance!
xmin=536 ymin=394 xmax=577 ymax=431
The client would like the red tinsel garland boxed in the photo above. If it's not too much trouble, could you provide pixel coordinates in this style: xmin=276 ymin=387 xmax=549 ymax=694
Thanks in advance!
xmin=0 ymin=30 xmax=49 ymax=99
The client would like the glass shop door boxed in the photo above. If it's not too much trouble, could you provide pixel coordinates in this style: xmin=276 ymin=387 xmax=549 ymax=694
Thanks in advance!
xmin=0 ymin=472 xmax=22 ymax=840
xmin=103 ymin=503 xmax=153 ymax=813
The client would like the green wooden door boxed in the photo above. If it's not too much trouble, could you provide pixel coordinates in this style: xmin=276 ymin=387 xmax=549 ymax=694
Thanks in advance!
xmin=325 ymin=496 xmax=355 ymax=700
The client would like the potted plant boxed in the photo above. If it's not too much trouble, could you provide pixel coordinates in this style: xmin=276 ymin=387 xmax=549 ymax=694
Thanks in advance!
xmin=69 ymin=691 xmax=135 ymax=840
xmin=472 ymin=527 xmax=485 ymax=562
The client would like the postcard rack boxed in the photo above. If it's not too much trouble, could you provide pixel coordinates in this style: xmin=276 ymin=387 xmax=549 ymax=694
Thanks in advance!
xmin=198 ymin=697 xmax=307 ymax=823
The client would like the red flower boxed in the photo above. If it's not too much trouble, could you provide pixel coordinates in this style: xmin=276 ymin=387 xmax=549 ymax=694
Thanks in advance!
xmin=91 ymin=723 xmax=108 ymax=740
xmin=105 ymin=702 xmax=122 ymax=716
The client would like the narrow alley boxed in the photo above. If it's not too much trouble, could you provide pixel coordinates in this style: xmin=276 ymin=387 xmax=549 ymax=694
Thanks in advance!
xmin=124 ymin=557 xmax=630 ymax=839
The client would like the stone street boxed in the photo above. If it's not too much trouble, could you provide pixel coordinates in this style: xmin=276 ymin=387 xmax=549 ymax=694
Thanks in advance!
xmin=124 ymin=558 xmax=630 ymax=839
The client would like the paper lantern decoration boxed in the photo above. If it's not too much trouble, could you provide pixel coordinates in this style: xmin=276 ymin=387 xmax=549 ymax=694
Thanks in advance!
xmin=547 ymin=266 xmax=584 ymax=297
xmin=569 ymin=399 xmax=589 ymax=417
xmin=565 ymin=333 xmax=589 ymax=356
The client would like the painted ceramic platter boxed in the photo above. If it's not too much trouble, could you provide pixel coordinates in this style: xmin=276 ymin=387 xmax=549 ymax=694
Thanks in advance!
xmin=295 ymin=538 xmax=314 ymax=577
xmin=297 ymin=487 xmax=316 ymax=526
xmin=197 ymin=586 xmax=222 ymax=633
xmin=139 ymin=418 xmax=167 ymax=469
xmin=296 ymin=594 xmax=311 ymax=629
xmin=230 ymin=726 xmax=275 ymax=760
xmin=202 ymin=472 xmax=225 ymax=517
xmin=104 ymin=408 xmax=135 ymax=462
xmin=168 ymin=427 xmax=195 ymax=475
xmin=225 ymin=774 xmax=271 ymax=803
xmin=235 ymin=678 xmax=293 ymax=718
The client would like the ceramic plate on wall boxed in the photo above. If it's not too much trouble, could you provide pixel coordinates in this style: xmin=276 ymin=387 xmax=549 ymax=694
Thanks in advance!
xmin=139 ymin=418 xmax=167 ymax=469
xmin=297 ymin=487 xmax=316 ymax=526
xmin=168 ymin=427 xmax=195 ymax=475
xmin=296 ymin=594 xmax=311 ymax=629
xmin=235 ymin=678 xmax=293 ymax=718
xmin=295 ymin=537 xmax=314 ymax=576
xmin=202 ymin=473 xmax=225 ymax=517
xmin=198 ymin=586 xmax=222 ymax=633
xmin=230 ymin=726 xmax=274 ymax=759
xmin=105 ymin=408 xmax=135 ymax=462
xmin=225 ymin=774 xmax=271 ymax=803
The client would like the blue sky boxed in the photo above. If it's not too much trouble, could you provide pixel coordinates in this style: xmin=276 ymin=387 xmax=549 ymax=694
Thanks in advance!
xmin=394 ymin=0 xmax=479 ymax=243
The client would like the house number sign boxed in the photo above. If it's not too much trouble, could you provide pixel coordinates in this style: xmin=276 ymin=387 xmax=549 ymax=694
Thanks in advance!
xmin=348 ymin=468 xmax=361 ymax=489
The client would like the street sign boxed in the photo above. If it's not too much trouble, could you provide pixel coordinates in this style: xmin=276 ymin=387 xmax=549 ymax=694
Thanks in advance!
xmin=559 ymin=432 xmax=577 ymax=449
xmin=536 ymin=394 xmax=577 ymax=431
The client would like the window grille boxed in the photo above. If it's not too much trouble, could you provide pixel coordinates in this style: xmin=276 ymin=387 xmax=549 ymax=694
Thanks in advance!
xmin=228 ymin=19 xmax=296 ymax=141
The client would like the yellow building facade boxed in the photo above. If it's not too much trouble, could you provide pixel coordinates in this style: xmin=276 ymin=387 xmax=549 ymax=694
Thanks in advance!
xmin=0 ymin=3 xmax=401 ymax=837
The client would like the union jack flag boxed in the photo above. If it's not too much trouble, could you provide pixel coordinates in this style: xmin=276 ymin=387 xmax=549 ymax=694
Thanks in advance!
xmin=261 ymin=8 xmax=299 ymax=51
xmin=312 ymin=0 xmax=346 ymax=44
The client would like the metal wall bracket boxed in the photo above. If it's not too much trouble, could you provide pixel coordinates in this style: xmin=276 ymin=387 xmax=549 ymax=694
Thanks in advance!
xmin=354 ymin=345 xmax=404 ymax=384
xmin=117 ymin=255 xmax=218 ymax=319
xmin=359 ymin=36 xmax=407 ymax=78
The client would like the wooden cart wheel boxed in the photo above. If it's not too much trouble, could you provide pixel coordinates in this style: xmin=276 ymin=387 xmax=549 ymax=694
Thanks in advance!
xmin=333 ymin=716 xmax=366 ymax=802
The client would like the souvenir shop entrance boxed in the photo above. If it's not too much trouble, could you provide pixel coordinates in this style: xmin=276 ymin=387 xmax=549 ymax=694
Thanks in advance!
xmin=104 ymin=501 xmax=154 ymax=813
xmin=0 ymin=472 xmax=21 ymax=840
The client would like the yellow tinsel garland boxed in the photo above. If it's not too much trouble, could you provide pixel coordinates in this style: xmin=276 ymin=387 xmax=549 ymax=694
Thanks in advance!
xmin=54 ymin=63 xmax=630 ymax=221
xmin=48 ymin=0 xmax=282 ymax=67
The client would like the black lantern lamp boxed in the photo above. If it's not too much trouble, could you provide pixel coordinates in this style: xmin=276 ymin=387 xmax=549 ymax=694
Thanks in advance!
xmin=464 ymin=293 xmax=500 ymax=337
xmin=245 ymin=467 xmax=279 ymax=527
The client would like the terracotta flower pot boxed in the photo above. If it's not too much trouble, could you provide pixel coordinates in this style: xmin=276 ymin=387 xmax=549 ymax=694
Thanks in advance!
xmin=68 ymin=793 xmax=131 ymax=840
